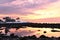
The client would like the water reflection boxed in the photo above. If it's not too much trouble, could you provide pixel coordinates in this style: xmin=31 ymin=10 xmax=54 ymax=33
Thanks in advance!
xmin=0 ymin=27 xmax=60 ymax=37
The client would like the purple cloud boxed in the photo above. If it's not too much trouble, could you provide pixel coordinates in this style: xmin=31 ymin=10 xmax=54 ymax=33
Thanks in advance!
xmin=17 ymin=0 xmax=58 ymax=8
xmin=48 ymin=0 xmax=58 ymax=2
xmin=0 ymin=5 xmax=33 ymax=15
xmin=0 ymin=0 xmax=16 ymax=4
xmin=0 ymin=0 xmax=59 ymax=15
xmin=0 ymin=6 xmax=19 ymax=14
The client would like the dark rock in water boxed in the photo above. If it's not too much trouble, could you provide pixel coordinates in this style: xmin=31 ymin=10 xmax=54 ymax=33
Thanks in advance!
xmin=43 ymin=31 xmax=47 ymax=33
xmin=37 ymin=30 xmax=40 ymax=31
xmin=51 ymin=30 xmax=60 ymax=32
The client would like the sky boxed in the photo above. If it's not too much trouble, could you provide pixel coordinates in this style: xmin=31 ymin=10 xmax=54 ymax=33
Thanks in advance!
xmin=0 ymin=0 xmax=60 ymax=23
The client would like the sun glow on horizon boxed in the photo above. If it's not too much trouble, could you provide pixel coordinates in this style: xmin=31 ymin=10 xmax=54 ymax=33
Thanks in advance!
xmin=32 ymin=2 xmax=60 ymax=19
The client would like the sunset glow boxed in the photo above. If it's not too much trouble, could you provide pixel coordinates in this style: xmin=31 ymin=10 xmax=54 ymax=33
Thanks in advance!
xmin=0 ymin=0 xmax=60 ymax=38
xmin=0 ymin=0 xmax=60 ymax=23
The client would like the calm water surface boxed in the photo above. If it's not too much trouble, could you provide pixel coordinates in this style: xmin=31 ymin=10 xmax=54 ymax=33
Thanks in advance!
xmin=1 ymin=27 xmax=60 ymax=37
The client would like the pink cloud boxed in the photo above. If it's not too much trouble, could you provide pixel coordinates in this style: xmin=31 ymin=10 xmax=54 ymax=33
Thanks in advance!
xmin=0 ymin=0 xmax=60 ymax=23
xmin=0 ymin=0 xmax=59 ymax=14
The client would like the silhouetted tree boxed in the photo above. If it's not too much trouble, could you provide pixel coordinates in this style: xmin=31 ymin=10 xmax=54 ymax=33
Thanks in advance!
xmin=16 ymin=17 xmax=20 ymax=22
xmin=3 ymin=17 xmax=15 ymax=22
xmin=0 ymin=19 xmax=3 ymax=22
xmin=5 ymin=28 xmax=9 ymax=35
xmin=10 ymin=33 xmax=15 ymax=38
xmin=16 ymin=17 xmax=20 ymax=20
xmin=58 ymin=37 xmax=60 ymax=40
